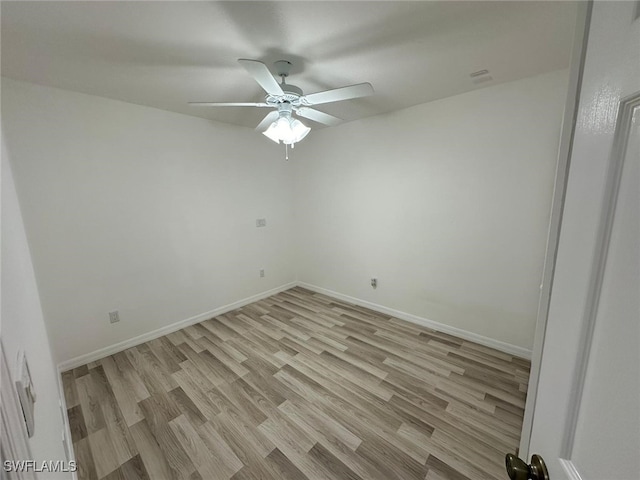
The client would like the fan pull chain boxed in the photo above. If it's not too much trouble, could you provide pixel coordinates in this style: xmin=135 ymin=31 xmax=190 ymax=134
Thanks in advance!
xmin=283 ymin=142 xmax=296 ymax=160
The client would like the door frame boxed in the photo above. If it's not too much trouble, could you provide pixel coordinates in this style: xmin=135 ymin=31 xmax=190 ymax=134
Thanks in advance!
xmin=518 ymin=0 xmax=593 ymax=459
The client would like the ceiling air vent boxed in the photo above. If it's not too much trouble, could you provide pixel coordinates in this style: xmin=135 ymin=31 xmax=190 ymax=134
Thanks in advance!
xmin=470 ymin=69 xmax=493 ymax=84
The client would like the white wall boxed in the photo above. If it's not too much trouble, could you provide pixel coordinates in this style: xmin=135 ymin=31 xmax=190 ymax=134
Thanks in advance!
xmin=1 ymin=131 xmax=70 ymax=477
xmin=3 ymin=69 xmax=568 ymax=365
xmin=1 ymin=78 xmax=296 ymax=363
xmin=294 ymin=70 xmax=569 ymax=351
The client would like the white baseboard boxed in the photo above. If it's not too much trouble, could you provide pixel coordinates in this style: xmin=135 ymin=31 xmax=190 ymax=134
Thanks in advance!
xmin=58 ymin=279 xmax=531 ymax=371
xmin=57 ymin=282 xmax=297 ymax=371
xmin=298 ymin=282 xmax=532 ymax=360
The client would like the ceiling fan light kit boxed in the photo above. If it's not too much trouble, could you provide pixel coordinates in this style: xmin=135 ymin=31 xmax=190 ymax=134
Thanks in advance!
xmin=189 ymin=59 xmax=374 ymax=156
xmin=262 ymin=107 xmax=311 ymax=146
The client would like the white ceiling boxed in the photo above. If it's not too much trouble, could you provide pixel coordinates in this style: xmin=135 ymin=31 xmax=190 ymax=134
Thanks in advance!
xmin=1 ymin=1 xmax=578 ymax=129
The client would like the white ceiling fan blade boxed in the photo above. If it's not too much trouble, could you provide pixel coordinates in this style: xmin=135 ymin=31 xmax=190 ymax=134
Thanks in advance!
xmin=188 ymin=102 xmax=271 ymax=107
xmin=255 ymin=111 xmax=279 ymax=131
xmin=238 ymin=59 xmax=284 ymax=96
xmin=302 ymin=82 xmax=374 ymax=105
xmin=296 ymin=107 xmax=342 ymax=127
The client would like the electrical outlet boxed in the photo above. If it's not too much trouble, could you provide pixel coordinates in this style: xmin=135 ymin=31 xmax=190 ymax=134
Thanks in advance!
xmin=371 ymin=278 xmax=378 ymax=289
xmin=109 ymin=311 xmax=120 ymax=323
xmin=260 ymin=269 xmax=265 ymax=278
xmin=256 ymin=218 xmax=267 ymax=227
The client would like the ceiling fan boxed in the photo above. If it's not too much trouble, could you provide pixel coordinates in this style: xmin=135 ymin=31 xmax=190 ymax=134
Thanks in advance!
xmin=189 ymin=59 xmax=374 ymax=147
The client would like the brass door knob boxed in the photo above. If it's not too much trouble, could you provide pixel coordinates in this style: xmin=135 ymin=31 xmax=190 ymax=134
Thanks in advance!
xmin=505 ymin=453 xmax=550 ymax=480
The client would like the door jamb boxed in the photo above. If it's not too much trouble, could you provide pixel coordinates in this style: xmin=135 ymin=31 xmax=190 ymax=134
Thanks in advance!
xmin=518 ymin=0 xmax=593 ymax=460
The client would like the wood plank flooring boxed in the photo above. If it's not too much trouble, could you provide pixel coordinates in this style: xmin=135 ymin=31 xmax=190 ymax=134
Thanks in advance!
xmin=62 ymin=287 xmax=529 ymax=480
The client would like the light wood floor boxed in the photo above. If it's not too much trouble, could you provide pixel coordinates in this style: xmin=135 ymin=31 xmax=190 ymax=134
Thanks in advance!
xmin=62 ymin=287 xmax=529 ymax=480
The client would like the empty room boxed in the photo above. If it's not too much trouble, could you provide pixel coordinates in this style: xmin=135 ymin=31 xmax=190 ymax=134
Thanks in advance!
xmin=2 ymin=2 xmax=639 ymax=480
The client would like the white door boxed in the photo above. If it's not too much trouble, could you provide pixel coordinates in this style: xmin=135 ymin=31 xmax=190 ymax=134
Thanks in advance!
xmin=519 ymin=2 xmax=640 ymax=479
xmin=1 ymin=343 xmax=37 ymax=480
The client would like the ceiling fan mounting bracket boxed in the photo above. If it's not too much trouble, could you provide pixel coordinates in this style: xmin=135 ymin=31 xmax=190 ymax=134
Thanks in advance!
xmin=271 ymin=60 xmax=303 ymax=100
xmin=274 ymin=60 xmax=293 ymax=78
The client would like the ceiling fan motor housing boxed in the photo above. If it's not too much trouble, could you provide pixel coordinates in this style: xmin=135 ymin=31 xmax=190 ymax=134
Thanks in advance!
xmin=266 ymin=85 xmax=303 ymax=106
